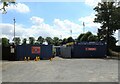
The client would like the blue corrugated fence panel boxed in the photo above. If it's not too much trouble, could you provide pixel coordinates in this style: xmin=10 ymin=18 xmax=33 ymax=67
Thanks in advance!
xmin=72 ymin=42 xmax=107 ymax=58
xmin=16 ymin=45 xmax=53 ymax=60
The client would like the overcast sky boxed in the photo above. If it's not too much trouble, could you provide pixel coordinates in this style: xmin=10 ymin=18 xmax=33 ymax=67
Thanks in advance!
xmin=0 ymin=0 xmax=119 ymax=43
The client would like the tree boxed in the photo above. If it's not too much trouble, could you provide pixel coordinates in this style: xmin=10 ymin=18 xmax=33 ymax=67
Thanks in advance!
xmin=67 ymin=37 xmax=75 ymax=43
xmin=37 ymin=36 xmax=44 ymax=44
xmin=109 ymin=36 xmax=118 ymax=49
xmin=88 ymin=35 xmax=99 ymax=41
xmin=45 ymin=37 xmax=53 ymax=45
xmin=29 ymin=37 xmax=35 ymax=44
xmin=13 ymin=37 xmax=21 ymax=45
xmin=94 ymin=1 xmax=120 ymax=46
xmin=53 ymin=37 xmax=60 ymax=46
xmin=77 ymin=32 xmax=99 ymax=42
xmin=62 ymin=38 xmax=67 ymax=45
xmin=80 ymin=32 xmax=92 ymax=41
xmin=22 ymin=38 xmax=27 ymax=45
xmin=0 ymin=0 xmax=16 ymax=14
xmin=60 ymin=39 xmax=63 ymax=45
xmin=2 ymin=37 xmax=9 ymax=46
xmin=77 ymin=33 xmax=85 ymax=42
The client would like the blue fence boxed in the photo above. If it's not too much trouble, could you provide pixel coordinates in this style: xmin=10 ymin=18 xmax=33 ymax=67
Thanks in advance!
xmin=16 ymin=44 xmax=53 ymax=60
xmin=55 ymin=42 xmax=107 ymax=58
xmin=72 ymin=42 xmax=107 ymax=58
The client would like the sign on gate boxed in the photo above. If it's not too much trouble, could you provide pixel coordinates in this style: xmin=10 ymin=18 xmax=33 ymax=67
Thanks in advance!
xmin=10 ymin=46 xmax=15 ymax=53
xmin=31 ymin=46 xmax=40 ymax=54
xmin=85 ymin=47 xmax=96 ymax=51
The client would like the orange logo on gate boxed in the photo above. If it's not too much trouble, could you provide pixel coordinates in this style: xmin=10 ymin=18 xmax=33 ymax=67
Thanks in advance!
xmin=32 ymin=47 xmax=40 ymax=54
xmin=85 ymin=48 xmax=96 ymax=51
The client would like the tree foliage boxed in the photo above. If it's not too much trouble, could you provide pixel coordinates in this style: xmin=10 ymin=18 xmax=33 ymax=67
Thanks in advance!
xmin=62 ymin=38 xmax=67 ymax=45
xmin=37 ymin=36 xmax=44 ymax=44
xmin=0 ymin=0 xmax=16 ymax=14
xmin=2 ymin=37 xmax=9 ymax=46
xmin=88 ymin=35 xmax=99 ymax=41
xmin=45 ymin=37 xmax=53 ymax=45
xmin=77 ymin=32 xmax=99 ymax=42
xmin=80 ymin=32 xmax=92 ymax=41
xmin=109 ymin=36 xmax=118 ymax=49
xmin=67 ymin=37 xmax=75 ymax=43
xmin=94 ymin=2 xmax=120 ymax=41
xmin=29 ymin=37 xmax=35 ymax=44
xmin=77 ymin=33 xmax=85 ymax=42
xmin=53 ymin=37 xmax=60 ymax=46
xmin=13 ymin=37 xmax=21 ymax=45
xmin=22 ymin=38 xmax=27 ymax=45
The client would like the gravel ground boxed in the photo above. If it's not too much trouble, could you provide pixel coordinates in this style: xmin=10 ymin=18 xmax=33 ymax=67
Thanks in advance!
xmin=1 ymin=57 xmax=118 ymax=82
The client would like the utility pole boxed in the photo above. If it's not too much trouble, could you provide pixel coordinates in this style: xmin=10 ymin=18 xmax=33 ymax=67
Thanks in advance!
xmin=83 ymin=22 xmax=85 ymax=33
xmin=60 ymin=35 xmax=62 ymax=39
xmin=70 ymin=29 xmax=72 ymax=38
xmin=13 ymin=17 xmax=16 ymax=40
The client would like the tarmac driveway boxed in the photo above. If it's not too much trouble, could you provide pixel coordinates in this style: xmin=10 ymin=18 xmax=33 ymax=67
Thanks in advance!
xmin=2 ymin=57 xmax=118 ymax=82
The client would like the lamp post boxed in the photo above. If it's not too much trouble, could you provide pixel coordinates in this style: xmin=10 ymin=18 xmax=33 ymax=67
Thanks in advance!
xmin=60 ymin=35 xmax=62 ymax=40
xmin=70 ymin=29 xmax=72 ymax=38
xmin=13 ymin=17 xmax=16 ymax=40
xmin=83 ymin=22 xmax=85 ymax=33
